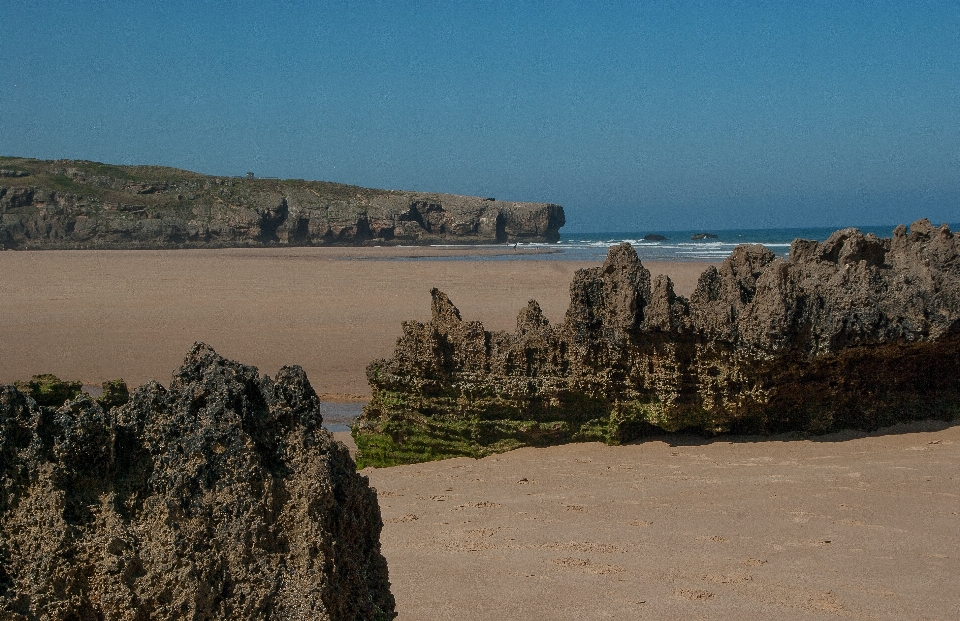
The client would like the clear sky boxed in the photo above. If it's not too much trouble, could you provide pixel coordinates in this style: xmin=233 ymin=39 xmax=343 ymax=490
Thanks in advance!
xmin=3 ymin=1 xmax=958 ymax=232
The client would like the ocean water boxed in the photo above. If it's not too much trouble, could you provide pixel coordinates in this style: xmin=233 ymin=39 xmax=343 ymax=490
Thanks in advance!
xmin=430 ymin=223 xmax=958 ymax=263
xmin=321 ymin=401 xmax=365 ymax=432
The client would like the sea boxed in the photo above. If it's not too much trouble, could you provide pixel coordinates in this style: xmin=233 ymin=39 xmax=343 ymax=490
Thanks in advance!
xmin=428 ymin=223 xmax=958 ymax=263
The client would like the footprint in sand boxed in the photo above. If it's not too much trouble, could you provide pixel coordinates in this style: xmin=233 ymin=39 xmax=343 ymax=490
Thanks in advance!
xmin=551 ymin=557 xmax=625 ymax=575
xmin=384 ymin=514 xmax=419 ymax=523
xmin=695 ymin=535 xmax=726 ymax=543
xmin=454 ymin=501 xmax=502 ymax=510
xmin=701 ymin=573 xmax=752 ymax=584
xmin=674 ymin=588 xmax=715 ymax=600
xmin=537 ymin=542 xmax=625 ymax=554
xmin=553 ymin=557 xmax=589 ymax=568
xmin=740 ymin=558 xmax=767 ymax=567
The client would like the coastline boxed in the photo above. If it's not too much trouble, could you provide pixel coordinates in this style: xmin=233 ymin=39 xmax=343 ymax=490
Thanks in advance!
xmin=4 ymin=243 xmax=958 ymax=619
xmin=0 ymin=246 xmax=715 ymax=395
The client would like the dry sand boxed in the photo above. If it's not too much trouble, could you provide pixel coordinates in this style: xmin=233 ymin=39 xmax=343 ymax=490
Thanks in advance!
xmin=4 ymin=247 xmax=958 ymax=619
xmin=365 ymin=423 xmax=960 ymax=620
xmin=0 ymin=246 xmax=710 ymax=397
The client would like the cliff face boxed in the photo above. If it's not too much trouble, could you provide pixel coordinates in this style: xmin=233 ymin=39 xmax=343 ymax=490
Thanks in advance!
xmin=354 ymin=220 xmax=960 ymax=467
xmin=0 ymin=344 xmax=395 ymax=620
xmin=0 ymin=157 xmax=564 ymax=249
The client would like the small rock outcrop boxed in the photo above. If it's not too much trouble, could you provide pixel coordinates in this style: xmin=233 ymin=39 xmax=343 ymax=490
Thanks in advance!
xmin=354 ymin=220 xmax=960 ymax=467
xmin=0 ymin=157 xmax=564 ymax=249
xmin=0 ymin=344 xmax=395 ymax=620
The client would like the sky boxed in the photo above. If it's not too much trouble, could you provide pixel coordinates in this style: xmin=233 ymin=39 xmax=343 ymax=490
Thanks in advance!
xmin=2 ymin=1 xmax=958 ymax=232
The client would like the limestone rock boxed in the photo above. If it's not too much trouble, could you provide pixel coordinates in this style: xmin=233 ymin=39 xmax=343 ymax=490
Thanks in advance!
xmin=0 ymin=344 xmax=395 ymax=620
xmin=0 ymin=157 xmax=563 ymax=249
xmin=355 ymin=220 xmax=960 ymax=467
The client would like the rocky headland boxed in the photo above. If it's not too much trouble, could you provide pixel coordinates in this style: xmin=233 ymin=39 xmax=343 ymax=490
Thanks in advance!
xmin=0 ymin=344 xmax=395 ymax=620
xmin=354 ymin=219 xmax=960 ymax=467
xmin=0 ymin=157 xmax=564 ymax=249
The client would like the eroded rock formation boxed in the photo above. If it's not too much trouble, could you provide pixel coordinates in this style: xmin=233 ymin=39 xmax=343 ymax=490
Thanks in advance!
xmin=355 ymin=220 xmax=960 ymax=467
xmin=0 ymin=344 xmax=395 ymax=620
xmin=0 ymin=157 xmax=564 ymax=249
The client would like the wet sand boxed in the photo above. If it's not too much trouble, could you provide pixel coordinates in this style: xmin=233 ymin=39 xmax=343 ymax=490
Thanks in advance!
xmin=0 ymin=247 xmax=711 ymax=398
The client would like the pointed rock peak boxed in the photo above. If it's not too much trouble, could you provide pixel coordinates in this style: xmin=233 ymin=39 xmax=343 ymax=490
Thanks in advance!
xmin=814 ymin=229 xmax=887 ymax=266
xmin=183 ymin=342 xmax=224 ymax=367
xmin=430 ymin=288 xmax=462 ymax=323
xmin=691 ymin=265 xmax=723 ymax=303
xmin=909 ymin=218 xmax=933 ymax=240
xmin=271 ymin=365 xmax=322 ymax=426
xmin=652 ymin=274 xmax=676 ymax=301
xmin=172 ymin=342 xmax=259 ymax=390
xmin=602 ymin=242 xmax=642 ymax=274
xmin=726 ymin=244 xmax=776 ymax=271
xmin=789 ymin=238 xmax=820 ymax=264
xmin=517 ymin=299 xmax=549 ymax=334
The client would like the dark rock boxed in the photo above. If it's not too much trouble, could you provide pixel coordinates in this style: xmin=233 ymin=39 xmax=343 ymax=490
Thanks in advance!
xmin=0 ymin=157 xmax=563 ymax=248
xmin=0 ymin=343 xmax=395 ymax=620
xmin=355 ymin=220 xmax=960 ymax=466
xmin=643 ymin=234 xmax=667 ymax=241
xmin=691 ymin=233 xmax=718 ymax=240
xmin=96 ymin=378 xmax=129 ymax=410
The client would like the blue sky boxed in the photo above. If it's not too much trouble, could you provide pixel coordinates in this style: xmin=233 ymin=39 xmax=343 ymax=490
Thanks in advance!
xmin=3 ymin=1 xmax=958 ymax=232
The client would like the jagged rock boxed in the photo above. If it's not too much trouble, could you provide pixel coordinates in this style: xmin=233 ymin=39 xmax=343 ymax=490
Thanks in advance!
xmin=96 ymin=379 xmax=129 ymax=410
xmin=0 ymin=157 xmax=564 ymax=249
xmin=0 ymin=344 xmax=395 ymax=620
xmin=355 ymin=220 xmax=960 ymax=467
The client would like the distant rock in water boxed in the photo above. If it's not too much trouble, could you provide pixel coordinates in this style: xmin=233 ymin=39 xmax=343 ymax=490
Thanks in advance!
xmin=354 ymin=219 xmax=960 ymax=467
xmin=690 ymin=232 xmax=718 ymax=240
xmin=0 ymin=156 xmax=564 ymax=249
xmin=0 ymin=344 xmax=395 ymax=620
xmin=643 ymin=234 xmax=668 ymax=241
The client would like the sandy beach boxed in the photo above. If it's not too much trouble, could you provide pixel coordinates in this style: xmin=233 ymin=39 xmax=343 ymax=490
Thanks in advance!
xmin=364 ymin=423 xmax=960 ymax=620
xmin=0 ymin=247 xmax=711 ymax=398
xmin=3 ymin=247 xmax=958 ymax=620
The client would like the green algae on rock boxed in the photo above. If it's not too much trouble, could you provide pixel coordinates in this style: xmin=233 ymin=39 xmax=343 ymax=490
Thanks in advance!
xmin=1 ymin=344 xmax=395 ymax=620
xmin=353 ymin=220 xmax=960 ymax=468
xmin=12 ymin=374 xmax=82 ymax=408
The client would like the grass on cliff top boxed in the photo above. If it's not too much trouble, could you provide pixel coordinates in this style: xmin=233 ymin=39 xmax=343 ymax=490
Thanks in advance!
xmin=0 ymin=156 xmax=401 ymax=205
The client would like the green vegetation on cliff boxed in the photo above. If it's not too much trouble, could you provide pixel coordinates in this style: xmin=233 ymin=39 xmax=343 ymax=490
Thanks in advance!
xmin=0 ymin=156 xmax=564 ymax=249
